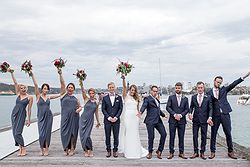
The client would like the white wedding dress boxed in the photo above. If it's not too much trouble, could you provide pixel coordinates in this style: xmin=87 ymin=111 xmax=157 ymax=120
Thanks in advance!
xmin=119 ymin=95 xmax=148 ymax=159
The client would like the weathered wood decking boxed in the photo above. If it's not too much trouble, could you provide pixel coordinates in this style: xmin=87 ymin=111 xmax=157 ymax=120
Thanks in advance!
xmin=0 ymin=113 xmax=249 ymax=167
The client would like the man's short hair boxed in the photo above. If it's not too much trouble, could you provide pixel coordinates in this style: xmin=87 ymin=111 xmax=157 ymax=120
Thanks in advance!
xmin=175 ymin=82 xmax=183 ymax=87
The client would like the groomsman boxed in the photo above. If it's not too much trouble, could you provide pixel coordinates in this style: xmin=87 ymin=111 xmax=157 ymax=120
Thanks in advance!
xmin=102 ymin=82 xmax=123 ymax=158
xmin=139 ymin=85 xmax=167 ymax=159
xmin=208 ymin=70 xmax=250 ymax=159
xmin=166 ymin=82 xmax=189 ymax=159
xmin=189 ymin=81 xmax=213 ymax=160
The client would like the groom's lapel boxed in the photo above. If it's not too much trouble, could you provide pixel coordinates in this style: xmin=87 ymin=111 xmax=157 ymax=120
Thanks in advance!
xmin=149 ymin=95 xmax=158 ymax=107
xmin=106 ymin=95 xmax=113 ymax=107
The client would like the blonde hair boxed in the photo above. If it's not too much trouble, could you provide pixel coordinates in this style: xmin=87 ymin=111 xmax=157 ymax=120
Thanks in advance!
xmin=107 ymin=82 xmax=115 ymax=88
xmin=18 ymin=84 xmax=28 ymax=91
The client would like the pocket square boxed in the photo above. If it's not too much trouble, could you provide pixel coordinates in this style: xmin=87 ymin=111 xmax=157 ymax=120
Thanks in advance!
xmin=116 ymin=100 xmax=119 ymax=102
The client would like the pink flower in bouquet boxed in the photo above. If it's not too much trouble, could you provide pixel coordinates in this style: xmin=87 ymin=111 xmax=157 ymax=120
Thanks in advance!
xmin=53 ymin=57 xmax=66 ymax=69
xmin=21 ymin=60 xmax=32 ymax=76
xmin=73 ymin=69 xmax=87 ymax=84
xmin=116 ymin=60 xmax=134 ymax=77
xmin=0 ymin=62 xmax=14 ymax=73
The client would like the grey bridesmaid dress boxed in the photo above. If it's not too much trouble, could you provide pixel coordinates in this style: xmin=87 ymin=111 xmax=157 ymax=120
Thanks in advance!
xmin=60 ymin=94 xmax=79 ymax=150
xmin=37 ymin=97 xmax=53 ymax=148
xmin=79 ymin=100 xmax=97 ymax=151
xmin=11 ymin=96 xmax=29 ymax=146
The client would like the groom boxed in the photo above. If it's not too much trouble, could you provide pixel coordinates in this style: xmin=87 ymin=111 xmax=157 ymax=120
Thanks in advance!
xmin=102 ymin=82 xmax=123 ymax=158
xmin=138 ymin=85 xmax=167 ymax=159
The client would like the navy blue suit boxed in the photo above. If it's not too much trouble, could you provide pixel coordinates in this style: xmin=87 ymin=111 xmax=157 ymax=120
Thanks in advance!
xmin=140 ymin=95 xmax=166 ymax=153
xmin=102 ymin=94 xmax=123 ymax=152
xmin=208 ymin=78 xmax=244 ymax=153
xmin=189 ymin=94 xmax=213 ymax=154
xmin=166 ymin=94 xmax=189 ymax=154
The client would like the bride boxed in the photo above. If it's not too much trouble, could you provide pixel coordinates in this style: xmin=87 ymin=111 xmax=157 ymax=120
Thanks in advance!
xmin=119 ymin=75 xmax=147 ymax=159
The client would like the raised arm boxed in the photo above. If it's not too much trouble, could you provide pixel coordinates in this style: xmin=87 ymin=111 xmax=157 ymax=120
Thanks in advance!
xmin=58 ymin=69 xmax=66 ymax=95
xmin=30 ymin=71 xmax=40 ymax=99
xmin=49 ymin=94 xmax=61 ymax=100
xmin=122 ymin=75 xmax=127 ymax=99
xmin=9 ymin=70 xmax=19 ymax=95
xmin=26 ymin=96 xmax=33 ymax=127
xmin=80 ymin=80 xmax=88 ymax=102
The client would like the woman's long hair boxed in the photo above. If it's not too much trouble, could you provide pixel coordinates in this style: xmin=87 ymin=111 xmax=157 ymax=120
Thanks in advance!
xmin=129 ymin=84 xmax=140 ymax=102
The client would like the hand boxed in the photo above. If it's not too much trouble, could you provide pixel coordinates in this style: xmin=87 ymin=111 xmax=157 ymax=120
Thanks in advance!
xmin=243 ymin=70 xmax=250 ymax=79
xmin=174 ymin=114 xmax=181 ymax=121
xmin=164 ymin=114 xmax=168 ymax=119
xmin=207 ymin=118 xmax=213 ymax=126
xmin=136 ymin=112 xmax=142 ymax=118
xmin=26 ymin=120 xmax=31 ymax=127
xmin=96 ymin=122 xmax=101 ymax=128
xmin=121 ymin=74 xmax=125 ymax=80
xmin=57 ymin=68 xmax=62 ymax=75
xmin=188 ymin=114 xmax=193 ymax=120
xmin=112 ymin=117 xmax=118 ymax=122
xmin=108 ymin=117 xmax=112 ymax=122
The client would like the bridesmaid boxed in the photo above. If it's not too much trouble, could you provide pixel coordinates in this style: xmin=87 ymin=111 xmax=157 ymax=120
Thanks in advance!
xmin=79 ymin=80 xmax=101 ymax=157
xmin=30 ymin=71 xmax=61 ymax=156
xmin=8 ymin=68 xmax=33 ymax=156
xmin=57 ymin=69 xmax=82 ymax=156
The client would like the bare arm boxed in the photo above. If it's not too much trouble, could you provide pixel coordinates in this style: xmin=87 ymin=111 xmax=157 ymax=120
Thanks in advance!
xmin=75 ymin=98 xmax=82 ymax=113
xmin=9 ymin=71 xmax=19 ymax=95
xmin=95 ymin=103 xmax=101 ymax=128
xmin=49 ymin=94 xmax=61 ymax=100
xmin=26 ymin=96 xmax=33 ymax=127
xmin=122 ymin=75 xmax=127 ymax=99
xmin=80 ymin=80 xmax=88 ymax=102
xmin=30 ymin=71 xmax=40 ymax=99
xmin=58 ymin=70 xmax=66 ymax=95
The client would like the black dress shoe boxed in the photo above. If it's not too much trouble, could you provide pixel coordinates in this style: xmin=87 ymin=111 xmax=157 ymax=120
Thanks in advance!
xmin=156 ymin=150 xmax=162 ymax=159
xmin=200 ymin=153 xmax=207 ymax=160
xmin=106 ymin=151 xmax=111 ymax=158
xmin=208 ymin=152 xmax=215 ymax=159
xmin=113 ymin=151 xmax=118 ymax=158
xmin=190 ymin=153 xmax=199 ymax=159
xmin=146 ymin=153 xmax=152 ymax=159
xmin=179 ymin=153 xmax=187 ymax=159
xmin=228 ymin=152 xmax=237 ymax=159
xmin=167 ymin=153 xmax=174 ymax=159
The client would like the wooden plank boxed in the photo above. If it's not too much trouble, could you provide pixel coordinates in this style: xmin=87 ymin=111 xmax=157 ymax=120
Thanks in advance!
xmin=0 ymin=112 xmax=249 ymax=167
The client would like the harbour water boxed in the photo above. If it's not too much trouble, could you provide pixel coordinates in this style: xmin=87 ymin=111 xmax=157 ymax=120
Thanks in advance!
xmin=0 ymin=95 xmax=249 ymax=148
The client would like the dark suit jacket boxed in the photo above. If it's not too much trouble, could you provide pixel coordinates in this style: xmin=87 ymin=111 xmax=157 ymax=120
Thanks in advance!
xmin=140 ymin=95 xmax=165 ymax=125
xmin=207 ymin=78 xmax=243 ymax=116
xmin=101 ymin=94 xmax=123 ymax=123
xmin=189 ymin=94 xmax=213 ymax=124
xmin=166 ymin=94 xmax=189 ymax=125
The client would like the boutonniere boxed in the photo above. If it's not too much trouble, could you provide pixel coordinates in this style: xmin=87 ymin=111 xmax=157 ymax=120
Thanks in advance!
xmin=115 ymin=95 xmax=119 ymax=98
xmin=204 ymin=95 xmax=207 ymax=98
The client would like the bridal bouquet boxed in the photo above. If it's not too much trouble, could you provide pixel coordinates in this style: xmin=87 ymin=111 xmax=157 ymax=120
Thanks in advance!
xmin=21 ymin=60 xmax=32 ymax=76
xmin=73 ymin=69 xmax=87 ymax=86
xmin=0 ymin=62 xmax=14 ymax=73
xmin=116 ymin=60 xmax=134 ymax=77
xmin=53 ymin=57 xmax=66 ymax=71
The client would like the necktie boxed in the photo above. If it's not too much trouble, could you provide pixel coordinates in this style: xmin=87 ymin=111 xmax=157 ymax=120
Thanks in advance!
xmin=198 ymin=94 xmax=202 ymax=107
xmin=177 ymin=95 xmax=181 ymax=106
xmin=215 ymin=89 xmax=219 ymax=99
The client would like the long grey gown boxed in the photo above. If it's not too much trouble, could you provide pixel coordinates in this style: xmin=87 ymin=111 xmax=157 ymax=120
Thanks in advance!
xmin=37 ymin=97 xmax=53 ymax=148
xmin=11 ymin=96 xmax=29 ymax=146
xmin=60 ymin=94 xmax=79 ymax=150
xmin=79 ymin=100 xmax=97 ymax=151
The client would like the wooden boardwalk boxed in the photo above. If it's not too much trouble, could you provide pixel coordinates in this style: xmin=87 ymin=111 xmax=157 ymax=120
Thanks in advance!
xmin=1 ymin=114 xmax=249 ymax=167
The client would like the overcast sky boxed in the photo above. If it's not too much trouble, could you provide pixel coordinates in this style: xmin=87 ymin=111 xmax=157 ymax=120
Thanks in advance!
xmin=0 ymin=0 xmax=250 ymax=89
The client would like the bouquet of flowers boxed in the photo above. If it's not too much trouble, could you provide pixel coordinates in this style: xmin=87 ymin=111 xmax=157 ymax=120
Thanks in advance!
xmin=116 ymin=60 xmax=134 ymax=77
xmin=53 ymin=57 xmax=66 ymax=70
xmin=21 ymin=60 xmax=32 ymax=76
xmin=73 ymin=69 xmax=87 ymax=86
xmin=0 ymin=62 xmax=14 ymax=73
